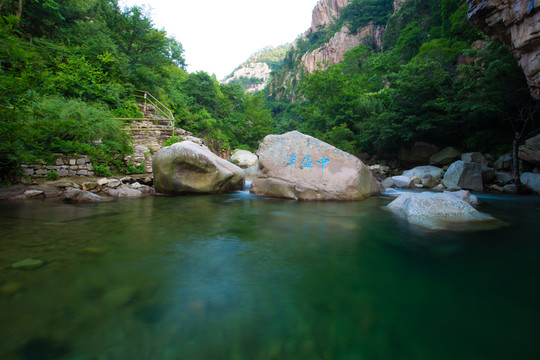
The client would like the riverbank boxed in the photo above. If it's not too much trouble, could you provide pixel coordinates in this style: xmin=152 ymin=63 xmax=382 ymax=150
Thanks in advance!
xmin=0 ymin=174 xmax=154 ymax=202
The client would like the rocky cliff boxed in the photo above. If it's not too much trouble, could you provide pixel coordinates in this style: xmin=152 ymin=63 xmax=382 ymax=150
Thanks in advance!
xmin=222 ymin=62 xmax=272 ymax=92
xmin=302 ymin=23 xmax=385 ymax=73
xmin=467 ymin=0 xmax=540 ymax=100
xmin=309 ymin=0 xmax=351 ymax=34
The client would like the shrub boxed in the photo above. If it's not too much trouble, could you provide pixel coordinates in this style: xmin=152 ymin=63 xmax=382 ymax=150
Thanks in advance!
xmin=47 ymin=169 xmax=59 ymax=180
xmin=163 ymin=136 xmax=183 ymax=147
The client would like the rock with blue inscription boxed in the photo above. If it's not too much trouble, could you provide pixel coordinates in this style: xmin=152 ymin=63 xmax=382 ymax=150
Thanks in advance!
xmin=153 ymin=141 xmax=245 ymax=194
xmin=250 ymin=131 xmax=380 ymax=200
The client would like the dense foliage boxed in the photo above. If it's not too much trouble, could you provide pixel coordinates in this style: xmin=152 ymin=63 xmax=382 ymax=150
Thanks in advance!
xmin=267 ymin=0 xmax=538 ymax=158
xmin=0 ymin=0 xmax=274 ymax=184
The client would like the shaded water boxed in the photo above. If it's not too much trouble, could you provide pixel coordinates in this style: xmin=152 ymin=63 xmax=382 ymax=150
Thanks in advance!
xmin=1 ymin=191 xmax=540 ymax=360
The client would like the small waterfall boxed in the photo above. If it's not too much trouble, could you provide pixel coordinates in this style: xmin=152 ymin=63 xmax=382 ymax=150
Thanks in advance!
xmin=243 ymin=180 xmax=253 ymax=191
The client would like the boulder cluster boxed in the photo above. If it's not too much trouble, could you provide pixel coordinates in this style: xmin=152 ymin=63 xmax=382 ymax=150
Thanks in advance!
xmin=377 ymin=134 xmax=540 ymax=195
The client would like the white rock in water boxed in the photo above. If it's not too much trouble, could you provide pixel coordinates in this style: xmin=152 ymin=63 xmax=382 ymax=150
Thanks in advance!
xmin=387 ymin=192 xmax=495 ymax=230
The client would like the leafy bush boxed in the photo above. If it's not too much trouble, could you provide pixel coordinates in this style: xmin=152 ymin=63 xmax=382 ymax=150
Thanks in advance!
xmin=163 ymin=136 xmax=184 ymax=147
xmin=47 ymin=169 xmax=59 ymax=180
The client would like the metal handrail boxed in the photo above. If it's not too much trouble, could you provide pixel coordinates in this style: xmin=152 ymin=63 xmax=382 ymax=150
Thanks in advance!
xmin=134 ymin=90 xmax=175 ymax=128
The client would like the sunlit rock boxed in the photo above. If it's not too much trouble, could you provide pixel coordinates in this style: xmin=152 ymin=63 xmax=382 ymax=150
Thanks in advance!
xmin=153 ymin=141 xmax=245 ymax=194
xmin=230 ymin=149 xmax=258 ymax=168
xmin=250 ymin=131 xmax=380 ymax=200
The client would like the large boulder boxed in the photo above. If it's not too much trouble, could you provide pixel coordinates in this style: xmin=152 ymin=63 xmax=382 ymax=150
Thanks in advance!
xmin=429 ymin=146 xmax=462 ymax=166
xmin=442 ymin=161 xmax=484 ymax=192
xmin=153 ymin=141 xmax=245 ymax=194
xmin=403 ymin=166 xmax=444 ymax=180
xmin=462 ymin=152 xmax=488 ymax=166
xmin=520 ymin=172 xmax=540 ymax=194
xmin=230 ymin=149 xmax=258 ymax=168
xmin=398 ymin=142 xmax=439 ymax=167
xmin=387 ymin=192 xmax=495 ymax=230
xmin=494 ymin=153 xmax=513 ymax=170
xmin=519 ymin=134 xmax=540 ymax=167
xmin=250 ymin=131 xmax=380 ymax=200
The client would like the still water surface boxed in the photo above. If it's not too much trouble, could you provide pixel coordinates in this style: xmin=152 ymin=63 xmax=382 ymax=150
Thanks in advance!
xmin=1 ymin=190 xmax=539 ymax=360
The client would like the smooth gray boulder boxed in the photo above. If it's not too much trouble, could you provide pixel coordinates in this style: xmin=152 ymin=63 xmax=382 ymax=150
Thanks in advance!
xmin=520 ymin=172 xmax=540 ymax=193
xmin=62 ymin=188 xmax=103 ymax=203
xmin=442 ymin=161 xmax=484 ymax=192
xmin=230 ymin=150 xmax=258 ymax=168
xmin=421 ymin=174 xmax=440 ymax=188
xmin=430 ymin=147 xmax=461 ymax=166
xmin=519 ymin=134 xmax=540 ymax=167
xmin=392 ymin=175 xmax=414 ymax=188
xmin=494 ymin=153 xmax=513 ymax=170
xmin=153 ymin=141 xmax=245 ymax=194
xmin=462 ymin=152 xmax=488 ymax=166
xmin=403 ymin=166 xmax=444 ymax=180
xmin=250 ymin=131 xmax=380 ymax=200
xmin=387 ymin=192 xmax=495 ymax=230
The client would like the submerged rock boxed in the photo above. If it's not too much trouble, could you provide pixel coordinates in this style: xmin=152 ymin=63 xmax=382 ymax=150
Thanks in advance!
xmin=387 ymin=192 xmax=495 ymax=230
xmin=12 ymin=258 xmax=44 ymax=270
xmin=153 ymin=141 xmax=245 ymax=194
xmin=250 ymin=131 xmax=380 ymax=200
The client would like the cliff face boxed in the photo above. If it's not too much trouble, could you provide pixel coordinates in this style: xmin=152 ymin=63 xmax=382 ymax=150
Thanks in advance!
xmin=301 ymin=24 xmax=385 ymax=73
xmin=310 ymin=0 xmax=351 ymax=34
xmin=222 ymin=62 xmax=271 ymax=92
xmin=467 ymin=0 xmax=540 ymax=99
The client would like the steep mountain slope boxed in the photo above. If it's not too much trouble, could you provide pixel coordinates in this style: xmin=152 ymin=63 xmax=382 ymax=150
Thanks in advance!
xmin=221 ymin=45 xmax=290 ymax=92
xmin=269 ymin=0 xmax=399 ymax=100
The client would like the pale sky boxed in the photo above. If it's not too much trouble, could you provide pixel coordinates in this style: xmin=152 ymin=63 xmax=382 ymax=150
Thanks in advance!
xmin=120 ymin=0 xmax=320 ymax=79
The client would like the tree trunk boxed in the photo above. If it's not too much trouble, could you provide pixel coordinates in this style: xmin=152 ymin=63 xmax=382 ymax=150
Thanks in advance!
xmin=513 ymin=132 xmax=521 ymax=190
xmin=16 ymin=0 xmax=22 ymax=17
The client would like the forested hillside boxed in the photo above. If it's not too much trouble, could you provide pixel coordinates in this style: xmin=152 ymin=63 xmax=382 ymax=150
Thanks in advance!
xmin=0 ymin=0 xmax=273 ymax=184
xmin=266 ymin=0 xmax=539 ymax=158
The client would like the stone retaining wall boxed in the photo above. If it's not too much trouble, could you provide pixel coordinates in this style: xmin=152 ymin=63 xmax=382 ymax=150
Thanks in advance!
xmin=22 ymin=155 xmax=95 ymax=178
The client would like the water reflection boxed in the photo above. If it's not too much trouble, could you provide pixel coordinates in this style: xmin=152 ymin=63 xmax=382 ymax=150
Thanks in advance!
xmin=0 ymin=193 xmax=539 ymax=359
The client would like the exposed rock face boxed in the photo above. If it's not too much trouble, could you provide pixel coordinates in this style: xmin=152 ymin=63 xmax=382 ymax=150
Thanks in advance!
xmin=519 ymin=133 xmax=540 ymax=166
xmin=302 ymin=24 xmax=385 ymax=74
xmin=443 ymin=161 xmax=484 ymax=192
xmin=467 ymin=0 xmax=540 ymax=99
xmin=153 ymin=141 xmax=245 ymax=194
xmin=222 ymin=62 xmax=271 ymax=92
xmin=393 ymin=0 xmax=408 ymax=12
xmin=387 ymin=192 xmax=495 ymax=230
xmin=250 ymin=131 xmax=380 ymax=200
xmin=310 ymin=0 xmax=351 ymax=34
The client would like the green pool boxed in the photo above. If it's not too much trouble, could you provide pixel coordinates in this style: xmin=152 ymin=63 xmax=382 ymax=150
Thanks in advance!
xmin=1 ymin=190 xmax=539 ymax=360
